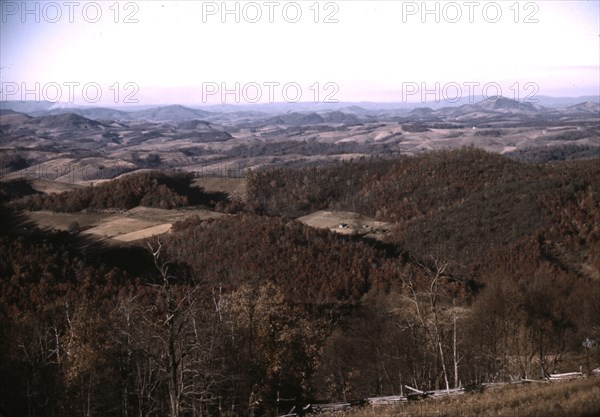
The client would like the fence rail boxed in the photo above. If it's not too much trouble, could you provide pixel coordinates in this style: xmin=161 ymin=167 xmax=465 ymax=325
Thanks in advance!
xmin=275 ymin=371 xmax=597 ymax=417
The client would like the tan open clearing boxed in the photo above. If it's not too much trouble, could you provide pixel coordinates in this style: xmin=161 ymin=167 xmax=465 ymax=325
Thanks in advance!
xmin=25 ymin=211 xmax=112 ymax=230
xmin=25 ymin=206 xmax=225 ymax=242
xmin=0 ymin=178 xmax=86 ymax=194
xmin=84 ymin=218 xmax=160 ymax=238
xmin=113 ymin=223 xmax=173 ymax=242
xmin=298 ymin=210 xmax=391 ymax=238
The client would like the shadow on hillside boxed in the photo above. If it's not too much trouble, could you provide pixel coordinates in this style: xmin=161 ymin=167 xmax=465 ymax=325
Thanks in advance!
xmin=156 ymin=174 xmax=231 ymax=208
xmin=1 ymin=205 xmax=156 ymax=277
xmin=0 ymin=179 xmax=42 ymax=203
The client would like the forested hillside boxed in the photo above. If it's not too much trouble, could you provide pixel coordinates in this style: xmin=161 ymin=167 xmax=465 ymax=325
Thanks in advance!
xmin=9 ymin=171 xmax=230 ymax=212
xmin=1 ymin=149 xmax=599 ymax=417
xmin=247 ymin=148 xmax=600 ymax=268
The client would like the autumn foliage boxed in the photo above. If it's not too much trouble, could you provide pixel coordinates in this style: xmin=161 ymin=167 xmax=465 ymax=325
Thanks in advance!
xmin=1 ymin=149 xmax=599 ymax=416
xmin=12 ymin=171 xmax=191 ymax=211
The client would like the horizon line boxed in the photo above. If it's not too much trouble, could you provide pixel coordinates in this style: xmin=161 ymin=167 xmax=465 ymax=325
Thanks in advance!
xmin=2 ymin=93 xmax=600 ymax=108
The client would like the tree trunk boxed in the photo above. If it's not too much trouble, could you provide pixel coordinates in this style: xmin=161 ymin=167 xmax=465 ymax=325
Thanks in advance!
xmin=452 ymin=302 xmax=459 ymax=388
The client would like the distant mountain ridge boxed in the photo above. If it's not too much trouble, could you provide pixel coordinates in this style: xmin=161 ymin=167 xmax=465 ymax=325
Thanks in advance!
xmin=23 ymin=113 xmax=106 ymax=130
xmin=127 ymin=104 xmax=214 ymax=122
xmin=435 ymin=96 xmax=545 ymax=118
xmin=566 ymin=101 xmax=600 ymax=114
xmin=1 ymin=95 xmax=598 ymax=122
xmin=34 ymin=107 xmax=131 ymax=120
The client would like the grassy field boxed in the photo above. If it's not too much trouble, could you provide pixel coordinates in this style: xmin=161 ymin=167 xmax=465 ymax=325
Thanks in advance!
xmin=297 ymin=210 xmax=391 ymax=238
xmin=339 ymin=377 xmax=600 ymax=417
xmin=25 ymin=206 xmax=225 ymax=242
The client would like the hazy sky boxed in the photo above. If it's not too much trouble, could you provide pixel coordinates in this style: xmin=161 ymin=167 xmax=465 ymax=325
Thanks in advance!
xmin=1 ymin=0 xmax=598 ymax=105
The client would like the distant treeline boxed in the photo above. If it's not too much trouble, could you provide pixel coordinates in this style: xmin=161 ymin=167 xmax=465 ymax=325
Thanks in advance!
xmin=506 ymin=144 xmax=599 ymax=163
xmin=225 ymin=139 xmax=399 ymax=158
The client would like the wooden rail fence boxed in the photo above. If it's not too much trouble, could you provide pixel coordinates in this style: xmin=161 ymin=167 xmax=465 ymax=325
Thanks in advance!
xmin=276 ymin=370 xmax=597 ymax=417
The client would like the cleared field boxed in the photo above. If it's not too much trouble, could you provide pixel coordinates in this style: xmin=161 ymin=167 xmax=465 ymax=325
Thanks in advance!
xmin=84 ymin=217 xmax=159 ymax=238
xmin=298 ymin=210 xmax=391 ymax=237
xmin=114 ymin=223 xmax=173 ymax=242
xmin=25 ymin=206 xmax=225 ymax=242
xmin=25 ymin=210 xmax=113 ymax=231
xmin=30 ymin=178 xmax=86 ymax=194
xmin=0 ymin=177 xmax=85 ymax=194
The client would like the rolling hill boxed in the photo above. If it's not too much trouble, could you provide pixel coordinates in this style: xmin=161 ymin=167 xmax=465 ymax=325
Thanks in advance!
xmin=127 ymin=104 xmax=214 ymax=121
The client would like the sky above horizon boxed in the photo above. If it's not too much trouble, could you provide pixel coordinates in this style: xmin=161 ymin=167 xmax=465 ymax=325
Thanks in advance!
xmin=1 ymin=0 xmax=598 ymax=106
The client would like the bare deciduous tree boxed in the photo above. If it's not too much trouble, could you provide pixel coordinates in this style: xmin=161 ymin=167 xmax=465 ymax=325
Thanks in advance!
xmin=400 ymin=257 xmax=455 ymax=391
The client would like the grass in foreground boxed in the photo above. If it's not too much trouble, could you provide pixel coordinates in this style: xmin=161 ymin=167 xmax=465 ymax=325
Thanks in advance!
xmin=339 ymin=377 xmax=600 ymax=417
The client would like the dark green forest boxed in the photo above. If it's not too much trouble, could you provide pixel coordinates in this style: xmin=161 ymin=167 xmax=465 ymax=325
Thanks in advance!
xmin=1 ymin=148 xmax=599 ymax=417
